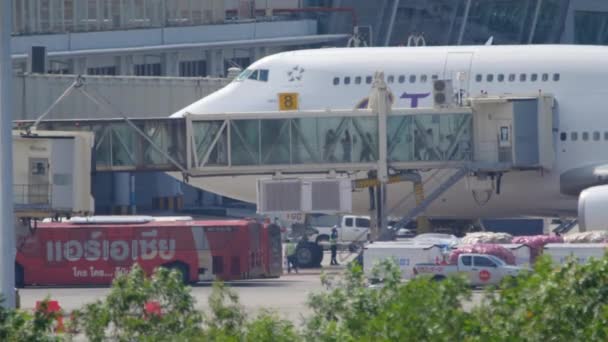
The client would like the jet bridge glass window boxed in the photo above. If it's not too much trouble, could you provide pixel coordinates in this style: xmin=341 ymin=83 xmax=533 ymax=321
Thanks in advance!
xmin=594 ymin=132 xmax=600 ymax=141
xmin=531 ymin=73 xmax=538 ymax=81
xmin=475 ymin=74 xmax=482 ymax=82
xmin=355 ymin=76 xmax=362 ymax=84
xmin=571 ymin=132 xmax=578 ymax=141
xmin=398 ymin=75 xmax=405 ymax=83
xmin=333 ymin=77 xmax=340 ymax=85
xmin=508 ymin=74 xmax=515 ymax=82
xmin=542 ymin=73 xmax=549 ymax=82
xmin=553 ymin=73 xmax=561 ymax=81
xmin=520 ymin=74 xmax=527 ymax=82
xmin=344 ymin=77 xmax=351 ymax=85
xmin=486 ymin=74 xmax=494 ymax=82
xmin=583 ymin=132 xmax=589 ymax=141
xmin=497 ymin=74 xmax=505 ymax=82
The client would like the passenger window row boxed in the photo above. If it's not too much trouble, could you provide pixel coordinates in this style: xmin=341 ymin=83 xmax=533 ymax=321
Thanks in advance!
xmin=333 ymin=74 xmax=439 ymax=86
xmin=560 ymin=131 xmax=608 ymax=141
xmin=476 ymin=73 xmax=560 ymax=83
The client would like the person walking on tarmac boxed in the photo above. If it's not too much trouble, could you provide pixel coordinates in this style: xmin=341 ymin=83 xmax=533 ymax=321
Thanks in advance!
xmin=330 ymin=227 xmax=339 ymax=266
xmin=285 ymin=238 xmax=298 ymax=273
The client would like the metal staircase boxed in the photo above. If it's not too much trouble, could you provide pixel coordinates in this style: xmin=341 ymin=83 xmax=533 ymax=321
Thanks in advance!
xmin=391 ymin=168 xmax=469 ymax=230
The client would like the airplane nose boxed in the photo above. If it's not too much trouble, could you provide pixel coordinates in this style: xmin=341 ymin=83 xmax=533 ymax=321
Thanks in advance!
xmin=170 ymin=83 xmax=239 ymax=117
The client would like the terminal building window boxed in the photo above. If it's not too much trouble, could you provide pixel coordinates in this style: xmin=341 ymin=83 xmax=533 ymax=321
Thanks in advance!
xmin=134 ymin=63 xmax=161 ymax=76
xmin=87 ymin=66 xmax=117 ymax=76
xmin=179 ymin=60 xmax=207 ymax=77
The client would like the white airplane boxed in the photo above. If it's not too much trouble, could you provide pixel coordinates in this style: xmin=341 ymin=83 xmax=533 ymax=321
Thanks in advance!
xmin=170 ymin=45 xmax=608 ymax=230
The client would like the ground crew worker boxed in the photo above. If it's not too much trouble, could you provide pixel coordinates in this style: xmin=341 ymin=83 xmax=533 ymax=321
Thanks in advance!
xmin=330 ymin=227 xmax=339 ymax=265
xmin=285 ymin=238 xmax=298 ymax=273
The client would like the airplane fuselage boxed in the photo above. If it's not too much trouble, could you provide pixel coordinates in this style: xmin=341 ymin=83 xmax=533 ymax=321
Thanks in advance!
xmin=171 ymin=45 xmax=608 ymax=219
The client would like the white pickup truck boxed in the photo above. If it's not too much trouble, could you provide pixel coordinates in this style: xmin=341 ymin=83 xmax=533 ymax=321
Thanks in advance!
xmin=309 ymin=214 xmax=371 ymax=246
xmin=413 ymin=254 xmax=525 ymax=286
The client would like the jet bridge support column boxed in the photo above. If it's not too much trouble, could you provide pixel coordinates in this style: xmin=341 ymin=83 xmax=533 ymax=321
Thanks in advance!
xmin=369 ymin=71 xmax=390 ymax=241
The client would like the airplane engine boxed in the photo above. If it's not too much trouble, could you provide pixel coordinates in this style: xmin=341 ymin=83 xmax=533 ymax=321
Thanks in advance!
xmin=578 ymin=185 xmax=608 ymax=232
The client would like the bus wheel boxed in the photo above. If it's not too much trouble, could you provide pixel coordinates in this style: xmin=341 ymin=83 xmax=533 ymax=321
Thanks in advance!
xmin=15 ymin=263 xmax=24 ymax=288
xmin=296 ymin=242 xmax=317 ymax=268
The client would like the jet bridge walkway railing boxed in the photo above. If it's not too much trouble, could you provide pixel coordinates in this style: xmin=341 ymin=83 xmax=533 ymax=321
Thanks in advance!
xmin=13 ymin=108 xmax=474 ymax=175
xmin=184 ymin=108 xmax=473 ymax=176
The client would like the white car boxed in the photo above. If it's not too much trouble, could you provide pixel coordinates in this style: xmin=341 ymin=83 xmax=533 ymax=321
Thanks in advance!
xmin=413 ymin=253 xmax=525 ymax=286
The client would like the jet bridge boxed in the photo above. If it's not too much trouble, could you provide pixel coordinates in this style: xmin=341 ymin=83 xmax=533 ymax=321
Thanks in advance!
xmin=16 ymin=94 xmax=553 ymax=176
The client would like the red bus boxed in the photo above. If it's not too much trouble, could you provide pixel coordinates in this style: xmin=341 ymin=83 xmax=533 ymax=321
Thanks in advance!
xmin=15 ymin=216 xmax=282 ymax=286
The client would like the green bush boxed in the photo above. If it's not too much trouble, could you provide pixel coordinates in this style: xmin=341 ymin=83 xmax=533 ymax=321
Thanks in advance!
xmin=4 ymin=255 xmax=608 ymax=341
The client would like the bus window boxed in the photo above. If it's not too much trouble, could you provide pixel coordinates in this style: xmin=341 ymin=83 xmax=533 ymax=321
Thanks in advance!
xmin=213 ymin=256 xmax=224 ymax=275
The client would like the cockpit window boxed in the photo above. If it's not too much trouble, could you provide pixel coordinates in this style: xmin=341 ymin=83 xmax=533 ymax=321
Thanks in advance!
xmin=235 ymin=68 xmax=269 ymax=82
xmin=248 ymin=70 xmax=259 ymax=80
xmin=259 ymin=69 xmax=269 ymax=82
xmin=236 ymin=69 xmax=253 ymax=81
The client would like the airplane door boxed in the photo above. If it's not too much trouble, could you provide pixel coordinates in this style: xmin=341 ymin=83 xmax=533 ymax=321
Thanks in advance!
xmin=443 ymin=52 xmax=474 ymax=100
